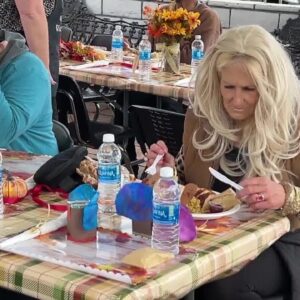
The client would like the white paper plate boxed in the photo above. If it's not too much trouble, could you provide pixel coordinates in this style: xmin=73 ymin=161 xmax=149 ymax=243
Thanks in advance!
xmin=192 ymin=203 xmax=241 ymax=220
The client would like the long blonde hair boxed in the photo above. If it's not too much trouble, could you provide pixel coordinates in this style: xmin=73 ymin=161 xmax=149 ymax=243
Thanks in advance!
xmin=192 ymin=25 xmax=300 ymax=181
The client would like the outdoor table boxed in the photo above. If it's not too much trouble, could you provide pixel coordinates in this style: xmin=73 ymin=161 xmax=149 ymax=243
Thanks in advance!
xmin=0 ymin=150 xmax=290 ymax=300
xmin=59 ymin=60 xmax=193 ymax=127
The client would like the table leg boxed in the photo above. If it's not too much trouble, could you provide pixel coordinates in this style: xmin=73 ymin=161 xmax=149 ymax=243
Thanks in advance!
xmin=156 ymin=96 xmax=162 ymax=109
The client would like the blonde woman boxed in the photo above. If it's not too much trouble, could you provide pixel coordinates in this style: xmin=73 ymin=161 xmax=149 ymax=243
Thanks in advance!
xmin=147 ymin=25 xmax=300 ymax=299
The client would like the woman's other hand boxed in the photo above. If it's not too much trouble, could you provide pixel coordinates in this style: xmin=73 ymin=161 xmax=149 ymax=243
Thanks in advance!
xmin=237 ymin=177 xmax=285 ymax=210
xmin=123 ymin=38 xmax=131 ymax=50
xmin=0 ymin=41 xmax=8 ymax=53
xmin=146 ymin=140 xmax=175 ymax=169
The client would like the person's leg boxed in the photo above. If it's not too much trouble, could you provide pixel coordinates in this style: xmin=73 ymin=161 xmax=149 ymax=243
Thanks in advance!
xmin=195 ymin=246 xmax=290 ymax=300
xmin=47 ymin=0 xmax=63 ymax=120
xmin=52 ymin=92 xmax=58 ymax=120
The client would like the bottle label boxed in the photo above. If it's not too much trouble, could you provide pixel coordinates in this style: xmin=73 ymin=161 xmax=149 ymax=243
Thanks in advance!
xmin=139 ymin=50 xmax=151 ymax=61
xmin=153 ymin=203 xmax=179 ymax=225
xmin=0 ymin=167 xmax=3 ymax=204
xmin=112 ymin=39 xmax=123 ymax=49
xmin=192 ymin=49 xmax=204 ymax=60
xmin=98 ymin=164 xmax=121 ymax=184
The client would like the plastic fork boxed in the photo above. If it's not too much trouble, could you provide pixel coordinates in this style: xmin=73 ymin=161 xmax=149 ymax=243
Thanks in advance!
xmin=145 ymin=154 xmax=164 ymax=175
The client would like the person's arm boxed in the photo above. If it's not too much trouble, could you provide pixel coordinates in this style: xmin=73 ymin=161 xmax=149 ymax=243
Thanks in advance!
xmin=0 ymin=54 xmax=50 ymax=145
xmin=174 ymin=146 xmax=186 ymax=184
xmin=195 ymin=7 xmax=221 ymax=53
xmin=179 ymin=8 xmax=221 ymax=64
xmin=280 ymin=183 xmax=300 ymax=216
xmin=279 ymin=154 xmax=300 ymax=216
xmin=15 ymin=0 xmax=49 ymax=69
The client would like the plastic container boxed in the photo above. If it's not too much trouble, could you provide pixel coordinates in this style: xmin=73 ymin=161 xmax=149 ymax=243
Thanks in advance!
xmin=191 ymin=35 xmax=204 ymax=75
xmin=97 ymin=133 xmax=122 ymax=230
xmin=138 ymin=34 xmax=152 ymax=80
xmin=111 ymin=25 xmax=124 ymax=62
xmin=151 ymin=167 xmax=180 ymax=255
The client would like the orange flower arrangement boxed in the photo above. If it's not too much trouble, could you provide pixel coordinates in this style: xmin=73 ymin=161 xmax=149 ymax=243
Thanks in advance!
xmin=143 ymin=6 xmax=200 ymax=45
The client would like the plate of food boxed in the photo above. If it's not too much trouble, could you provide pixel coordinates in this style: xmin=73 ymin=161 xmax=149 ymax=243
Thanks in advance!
xmin=181 ymin=184 xmax=241 ymax=220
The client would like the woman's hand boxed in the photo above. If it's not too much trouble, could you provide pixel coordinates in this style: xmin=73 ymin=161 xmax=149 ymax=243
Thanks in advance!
xmin=123 ymin=38 xmax=131 ymax=50
xmin=237 ymin=177 xmax=286 ymax=210
xmin=146 ymin=140 xmax=175 ymax=169
xmin=0 ymin=41 xmax=8 ymax=53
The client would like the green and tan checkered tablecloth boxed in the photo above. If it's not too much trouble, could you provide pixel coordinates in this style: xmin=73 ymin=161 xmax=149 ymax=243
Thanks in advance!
xmin=59 ymin=61 xmax=193 ymax=101
xmin=0 ymin=192 xmax=290 ymax=300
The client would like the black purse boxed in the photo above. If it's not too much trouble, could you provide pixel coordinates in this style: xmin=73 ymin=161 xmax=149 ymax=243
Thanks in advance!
xmin=34 ymin=146 xmax=88 ymax=192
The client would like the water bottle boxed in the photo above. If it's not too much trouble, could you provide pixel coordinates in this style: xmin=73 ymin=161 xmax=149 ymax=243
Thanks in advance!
xmin=111 ymin=25 xmax=124 ymax=62
xmin=138 ymin=35 xmax=151 ymax=80
xmin=97 ymin=134 xmax=122 ymax=231
xmin=151 ymin=167 xmax=180 ymax=255
xmin=0 ymin=152 xmax=3 ymax=214
xmin=191 ymin=35 xmax=204 ymax=75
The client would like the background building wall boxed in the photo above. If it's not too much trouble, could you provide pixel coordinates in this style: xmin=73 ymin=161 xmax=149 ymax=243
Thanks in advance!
xmin=84 ymin=0 xmax=300 ymax=32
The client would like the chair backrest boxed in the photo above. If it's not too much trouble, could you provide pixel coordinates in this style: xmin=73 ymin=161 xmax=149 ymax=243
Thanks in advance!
xmin=52 ymin=120 xmax=74 ymax=152
xmin=63 ymin=12 xmax=147 ymax=47
xmin=129 ymin=105 xmax=185 ymax=157
xmin=90 ymin=34 xmax=112 ymax=51
xmin=56 ymin=75 xmax=91 ymax=144
xmin=61 ymin=25 xmax=73 ymax=42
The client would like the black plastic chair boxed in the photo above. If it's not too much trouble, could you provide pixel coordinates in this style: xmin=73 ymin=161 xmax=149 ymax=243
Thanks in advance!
xmin=129 ymin=105 xmax=185 ymax=157
xmin=52 ymin=120 xmax=74 ymax=152
xmin=56 ymin=75 xmax=132 ymax=150
xmin=90 ymin=34 xmax=112 ymax=50
xmin=80 ymin=34 xmax=121 ymax=121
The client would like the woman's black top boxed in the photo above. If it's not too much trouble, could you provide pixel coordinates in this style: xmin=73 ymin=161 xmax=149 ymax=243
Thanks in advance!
xmin=212 ymin=147 xmax=243 ymax=193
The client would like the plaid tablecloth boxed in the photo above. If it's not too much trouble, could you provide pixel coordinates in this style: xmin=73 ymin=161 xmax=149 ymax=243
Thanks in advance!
xmin=0 ymin=194 xmax=290 ymax=300
xmin=59 ymin=61 xmax=193 ymax=101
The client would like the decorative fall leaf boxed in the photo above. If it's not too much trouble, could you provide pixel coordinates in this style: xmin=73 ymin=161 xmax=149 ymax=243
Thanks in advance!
xmin=60 ymin=40 xmax=106 ymax=62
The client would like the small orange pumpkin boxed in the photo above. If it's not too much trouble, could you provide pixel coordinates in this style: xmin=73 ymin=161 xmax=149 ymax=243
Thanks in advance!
xmin=3 ymin=175 xmax=28 ymax=202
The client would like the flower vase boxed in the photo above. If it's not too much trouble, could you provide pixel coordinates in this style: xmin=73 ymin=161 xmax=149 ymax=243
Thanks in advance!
xmin=163 ymin=43 xmax=181 ymax=74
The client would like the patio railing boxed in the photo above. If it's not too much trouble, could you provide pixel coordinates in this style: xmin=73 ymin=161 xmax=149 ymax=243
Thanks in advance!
xmin=62 ymin=0 xmax=147 ymax=47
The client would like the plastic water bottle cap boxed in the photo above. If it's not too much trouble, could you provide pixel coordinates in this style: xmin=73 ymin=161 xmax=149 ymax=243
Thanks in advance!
xmin=160 ymin=167 xmax=173 ymax=178
xmin=142 ymin=35 xmax=148 ymax=40
xmin=115 ymin=25 xmax=122 ymax=30
xmin=102 ymin=133 xmax=115 ymax=143
xmin=195 ymin=35 xmax=201 ymax=40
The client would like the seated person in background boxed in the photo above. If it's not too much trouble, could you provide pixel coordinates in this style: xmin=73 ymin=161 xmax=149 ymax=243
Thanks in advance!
xmin=0 ymin=30 xmax=58 ymax=156
xmin=159 ymin=0 xmax=222 ymax=63
xmin=147 ymin=25 xmax=300 ymax=299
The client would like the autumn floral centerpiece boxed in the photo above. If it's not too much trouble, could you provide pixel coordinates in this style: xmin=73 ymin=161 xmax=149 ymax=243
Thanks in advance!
xmin=144 ymin=5 xmax=200 ymax=74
